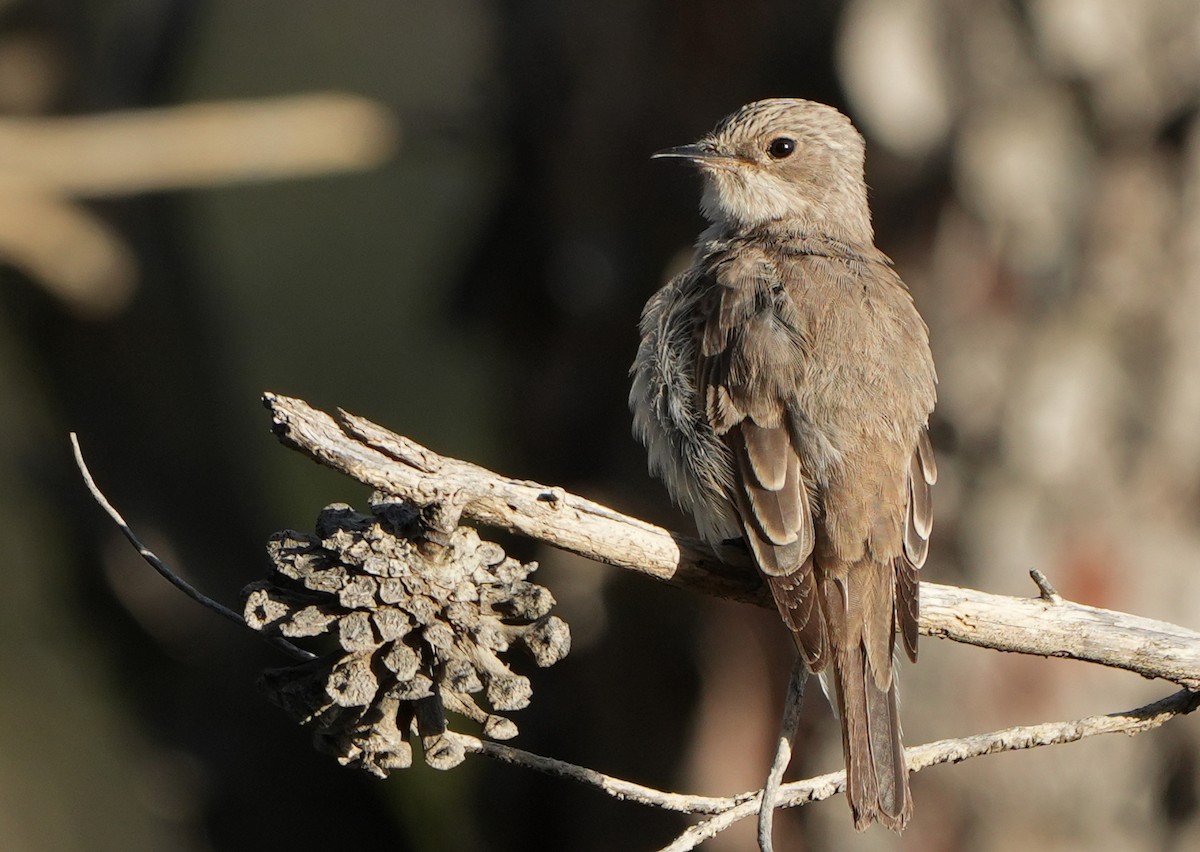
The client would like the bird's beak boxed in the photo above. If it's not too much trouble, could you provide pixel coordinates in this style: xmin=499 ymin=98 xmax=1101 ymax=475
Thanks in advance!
xmin=652 ymin=141 xmax=732 ymax=166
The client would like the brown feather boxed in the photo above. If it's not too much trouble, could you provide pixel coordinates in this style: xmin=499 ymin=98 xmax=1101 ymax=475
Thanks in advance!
xmin=729 ymin=424 xmax=813 ymax=555
xmin=733 ymin=493 xmax=826 ymax=668
xmin=766 ymin=568 xmax=827 ymax=670
xmin=730 ymin=449 xmax=809 ymax=564
xmin=898 ymin=432 xmax=934 ymax=662
xmin=856 ymin=561 xmax=896 ymax=692
xmin=908 ymin=448 xmax=933 ymax=542
xmin=896 ymin=554 xmax=920 ymax=663
xmin=742 ymin=420 xmax=789 ymax=490
xmin=917 ymin=426 xmax=938 ymax=485
xmin=903 ymin=502 xmax=929 ymax=568
xmin=826 ymin=572 xmax=912 ymax=831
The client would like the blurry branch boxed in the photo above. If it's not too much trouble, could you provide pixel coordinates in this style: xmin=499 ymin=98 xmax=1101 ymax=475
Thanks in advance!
xmin=0 ymin=93 xmax=397 ymax=318
xmin=0 ymin=95 xmax=396 ymax=196
xmin=0 ymin=193 xmax=137 ymax=317
xmin=265 ymin=392 xmax=1200 ymax=690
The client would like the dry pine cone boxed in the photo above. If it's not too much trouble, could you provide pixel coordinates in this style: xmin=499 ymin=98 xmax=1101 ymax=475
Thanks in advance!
xmin=242 ymin=497 xmax=570 ymax=778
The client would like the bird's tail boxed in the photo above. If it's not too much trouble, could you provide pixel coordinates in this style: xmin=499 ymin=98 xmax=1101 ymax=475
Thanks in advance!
xmin=817 ymin=558 xmax=912 ymax=832
xmin=831 ymin=640 xmax=911 ymax=831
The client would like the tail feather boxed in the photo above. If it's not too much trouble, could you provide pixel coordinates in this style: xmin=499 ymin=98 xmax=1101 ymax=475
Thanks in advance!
xmin=834 ymin=641 xmax=912 ymax=831
xmin=822 ymin=563 xmax=911 ymax=831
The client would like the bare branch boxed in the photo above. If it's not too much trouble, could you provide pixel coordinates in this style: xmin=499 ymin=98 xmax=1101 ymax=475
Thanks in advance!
xmin=73 ymin=399 xmax=1200 ymax=850
xmin=70 ymin=432 xmax=313 ymax=662
xmin=1030 ymin=568 xmax=1064 ymax=605
xmin=454 ymin=688 xmax=1200 ymax=851
xmin=455 ymin=735 xmax=755 ymax=814
xmin=264 ymin=393 xmax=1200 ymax=689
xmin=758 ymin=661 xmax=807 ymax=851
xmin=662 ymin=688 xmax=1200 ymax=851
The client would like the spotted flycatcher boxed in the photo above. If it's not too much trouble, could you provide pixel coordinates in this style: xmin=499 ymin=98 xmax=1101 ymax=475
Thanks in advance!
xmin=630 ymin=98 xmax=936 ymax=831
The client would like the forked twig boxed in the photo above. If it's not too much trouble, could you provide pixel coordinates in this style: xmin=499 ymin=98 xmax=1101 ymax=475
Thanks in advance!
xmin=661 ymin=688 xmax=1200 ymax=851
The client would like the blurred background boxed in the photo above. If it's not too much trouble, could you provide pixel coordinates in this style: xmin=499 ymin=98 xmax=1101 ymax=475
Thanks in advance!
xmin=2 ymin=0 xmax=1200 ymax=849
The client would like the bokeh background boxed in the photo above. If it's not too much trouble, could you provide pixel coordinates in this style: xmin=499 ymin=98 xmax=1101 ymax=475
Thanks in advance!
xmin=3 ymin=1 xmax=1200 ymax=850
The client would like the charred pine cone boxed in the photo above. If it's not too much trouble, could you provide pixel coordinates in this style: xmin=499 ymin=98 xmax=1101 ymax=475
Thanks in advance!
xmin=242 ymin=497 xmax=570 ymax=778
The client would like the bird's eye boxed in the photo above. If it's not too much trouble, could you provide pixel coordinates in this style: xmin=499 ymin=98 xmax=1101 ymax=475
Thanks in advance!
xmin=767 ymin=137 xmax=796 ymax=159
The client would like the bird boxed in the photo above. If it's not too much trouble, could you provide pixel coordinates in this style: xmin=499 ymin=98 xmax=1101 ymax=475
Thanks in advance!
xmin=629 ymin=98 xmax=936 ymax=831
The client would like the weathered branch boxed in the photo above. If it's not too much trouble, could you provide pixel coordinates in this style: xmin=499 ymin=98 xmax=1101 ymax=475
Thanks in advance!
xmin=72 ymin=397 xmax=1200 ymax=850
xmin=65 ymin=432 xmax=1200 ymax=827
xmin=264 ymin=392 xmax=1200 ymax=690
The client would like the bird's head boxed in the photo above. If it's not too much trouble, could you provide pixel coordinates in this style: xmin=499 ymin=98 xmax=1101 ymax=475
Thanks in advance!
xmin=655 ymin=98 xmax=873 ymax=240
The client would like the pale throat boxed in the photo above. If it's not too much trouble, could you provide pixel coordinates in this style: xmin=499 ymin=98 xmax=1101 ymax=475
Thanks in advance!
xmin=700 ymin=171 xmax=872 ymax=241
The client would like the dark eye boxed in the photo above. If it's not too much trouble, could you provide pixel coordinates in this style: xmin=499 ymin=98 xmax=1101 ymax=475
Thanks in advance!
xmin=767 ymin=137 xmax=796 ymax=159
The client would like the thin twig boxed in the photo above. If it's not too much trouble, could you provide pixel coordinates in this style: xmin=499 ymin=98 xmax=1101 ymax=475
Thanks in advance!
xmin=1030 ymin=568 xmax=1064 ymax=605
xmin=661 ymin=688 xmax=1200 ymax=850
xmin=70 ymin=432 xmax=314 ymax=662
xmin=758 ymin=660 xmax=807 ymax=851
xmin=456 ymin=734 xmax=756 ymax=813
xmin=465 ymin=690 xmax=1197 ymax=850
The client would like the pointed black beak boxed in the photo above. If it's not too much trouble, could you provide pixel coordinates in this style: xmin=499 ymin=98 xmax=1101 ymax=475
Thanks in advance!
xmin=651 ymin=141 xmax=730 ymax=165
